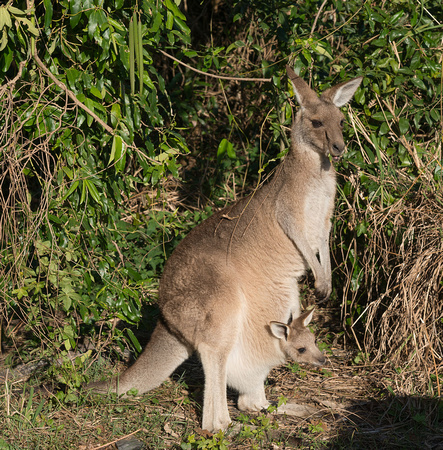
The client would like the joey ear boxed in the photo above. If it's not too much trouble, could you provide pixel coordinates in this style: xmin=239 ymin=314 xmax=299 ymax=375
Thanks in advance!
xmin=270 ymin=321 xmax=289 ymax=340
xmin=297 ymin=308 xmax=315 ymax=327
xmin=321 ymin=77 xmax=363 ymax=107
xmin=286 ymin=65 xmax=319 ymax=106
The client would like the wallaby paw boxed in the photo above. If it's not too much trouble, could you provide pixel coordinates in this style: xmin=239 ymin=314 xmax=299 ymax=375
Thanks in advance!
xmin=276 ymin=402 xmax=319 ymax=418
xmin=314 ymin=284 xmax=331 ymax=301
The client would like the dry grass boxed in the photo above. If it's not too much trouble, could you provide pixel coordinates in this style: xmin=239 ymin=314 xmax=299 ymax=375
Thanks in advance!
xmin=336 ymin=105 xmax=443 ymax=396
xmin=364 ymin=193 xmax=443 ymax=395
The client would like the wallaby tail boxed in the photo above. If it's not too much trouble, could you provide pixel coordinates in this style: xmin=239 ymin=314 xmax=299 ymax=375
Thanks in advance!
xmin=86 ymin=319 xmax=192 ymax=396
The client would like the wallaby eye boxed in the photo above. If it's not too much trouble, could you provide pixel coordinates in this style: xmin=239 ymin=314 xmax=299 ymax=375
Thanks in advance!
xmin=298 ymin=348 xmax=306 ymax=354
xmin=340 ymin=119 xmax=345 ymax=127
xmin=311 ymin=120 xmax=323 ymax=128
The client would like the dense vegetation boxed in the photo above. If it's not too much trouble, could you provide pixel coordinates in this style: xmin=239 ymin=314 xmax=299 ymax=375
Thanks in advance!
xmin=0 ymin=0 xmax=442 ymax=446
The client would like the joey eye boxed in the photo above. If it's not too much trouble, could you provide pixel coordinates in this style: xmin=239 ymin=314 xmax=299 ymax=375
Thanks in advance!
xmin=298 ymin=348 xmax=306 ymax=354
xmin=311 ymin=120 xmax=323 ymax=128
xmin=340 ymin=119 xmax=345 ymax=127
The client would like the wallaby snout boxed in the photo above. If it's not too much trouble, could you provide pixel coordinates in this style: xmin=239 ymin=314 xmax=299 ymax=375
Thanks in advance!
xmin=327 ymin=135 xmax=345 ymax=161
xmin=270 ymin=309 xmax=326 ymax=367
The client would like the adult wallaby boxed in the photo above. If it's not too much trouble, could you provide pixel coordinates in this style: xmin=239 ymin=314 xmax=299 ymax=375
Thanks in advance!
xmin=87 ymin=67 xmax=362 ymax=432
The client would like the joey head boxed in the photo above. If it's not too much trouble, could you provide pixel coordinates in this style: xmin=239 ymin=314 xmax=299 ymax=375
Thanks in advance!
xmin=270 ymin=308 xmax=326 ymax=367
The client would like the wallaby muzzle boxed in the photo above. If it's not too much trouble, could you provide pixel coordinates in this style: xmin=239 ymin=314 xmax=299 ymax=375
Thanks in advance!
xmin=326 ymin=131 xmax=345 ymax=161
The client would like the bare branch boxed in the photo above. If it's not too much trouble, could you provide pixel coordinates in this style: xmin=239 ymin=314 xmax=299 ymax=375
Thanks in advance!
xmin=158 ymin=49 xmax=272 ymax=83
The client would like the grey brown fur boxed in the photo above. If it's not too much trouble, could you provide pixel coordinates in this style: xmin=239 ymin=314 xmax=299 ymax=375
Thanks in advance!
xmin=87 ymin=67 xmax=362 ymax=432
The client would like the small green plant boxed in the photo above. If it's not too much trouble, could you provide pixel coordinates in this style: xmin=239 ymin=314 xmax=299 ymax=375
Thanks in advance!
xmin=47 ymin=351 xmax=92 ymax=404
xmin=181 ymin=430 xmax=229 ymax=450
xmin=287 ymin=362 xmax=307 ymax=378
xmin=308 ymin=421 xmax=325 ymax=434
xmin=235 ymin=409 xmax=279 ymax=448
xmin=352 ymin=351 xmax=370 ymax=365
xmin=320 ymin=369 xmax=333 ymax=377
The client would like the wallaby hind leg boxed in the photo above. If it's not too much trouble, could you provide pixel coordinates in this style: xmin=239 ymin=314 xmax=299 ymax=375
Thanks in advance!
xmin=199 ymin=344 xmax=231 ymax=433
xmin=87 ymin=319 xmax=192 ymax=396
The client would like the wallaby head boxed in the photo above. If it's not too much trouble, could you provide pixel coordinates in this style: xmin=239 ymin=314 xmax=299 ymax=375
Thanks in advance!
xmin=287 ymin=66 xmax=362 ymax=162
xmin=270 ymin=309 xmax=326 ymax=367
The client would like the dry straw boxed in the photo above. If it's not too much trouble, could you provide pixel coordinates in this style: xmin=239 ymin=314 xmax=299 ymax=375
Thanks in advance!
xmin=341 ymin=106 xmax=443 ymax=395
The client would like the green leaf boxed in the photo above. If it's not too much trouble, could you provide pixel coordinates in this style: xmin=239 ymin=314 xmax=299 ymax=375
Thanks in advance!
xmin=126 ymin=328 xmax=142 ymax=353
xmin=84 ymin=179 xmax=103 ymax=205
xmin=109 ymin=134 xmax=124 ymax=170
xmin=411 ymin=77 xmax=426 ymax=90
xmin=372 ymin=111 xmax=393 ymax=121
xmin=110 ymin=103 xmax=121 ymax=128
xmin=217 ymin=138 xmax=235 ymax=159
xmin=63 ymin=295 xmax=72 ymax=311
xmin=16 ymin=17 xmax=39 ymax=36
xmin=90 ymin=86 xmax=102 ymax=99
xmin=166 ymin=10 xmax=173 ymax=30
xmin=0 ymin=6 xmax=12 ymax=30
xmin=87 ymin=9 xmax=107 ymax=38
xmin=7 ymin=6 xmax=26 ymax=16
xmin=12 ymin=288 xmax=28 ymax=299
xmin=84 ymin=97 xmax=95 ymax=127
xmin=43 ymin=0 xmax=53 ymax=29
xmin=398 ymin=117 xmax=409 ymax=135
xmin=66 ymin=68 xmax=80 ymax=89
xmin=88 ymin=10 xmax=100 ymax=37
xmin=164 ymin=0 xmax=186 ymax=21
xmin=61 ymin=180 xmax=79 ymax=202
xmin=107 ymin=17 xmax=125 ymax=32
xmin=0 ymin=28 xmax=8 ymax=51
xmin=62 ymin=166 xmax=74 ymax=180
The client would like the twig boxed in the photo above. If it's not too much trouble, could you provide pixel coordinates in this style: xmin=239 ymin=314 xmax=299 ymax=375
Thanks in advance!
xmin=91 ymin=428 xmax=147 ymax=450
xmin=307 ymin=0 xmax=329 ymax=84
xmin=310 ymin=0 xmax=329 ymax=39
xmin=158 ymin=49 xmax=272 ymax=82
xmin=0 ymin=61 xmax=26 ymax=98
xmin=32 ymin=51 xmax=114 ymax=135
xmin=5 ymin=368 xmax=10 ymax=423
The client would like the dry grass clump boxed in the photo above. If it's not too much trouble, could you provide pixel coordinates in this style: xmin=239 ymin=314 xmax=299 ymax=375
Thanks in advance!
xmin=364 ymin=190 xmax=443 ymax=395
xmin=338 ymin=154 xmax=443 ymax=395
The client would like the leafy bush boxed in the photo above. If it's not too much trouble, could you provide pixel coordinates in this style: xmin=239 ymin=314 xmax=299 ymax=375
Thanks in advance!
xmin=0 ymin=0 xmax=193 ymax=358
xmin=0 ymin=0 xmax=441 ymax=395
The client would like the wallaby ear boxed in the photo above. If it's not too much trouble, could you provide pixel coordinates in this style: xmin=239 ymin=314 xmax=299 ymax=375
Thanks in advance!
xmin=321 ymin=76 xmax=363 ymax=107
xmin=286 ymin=65 xmax=319 ymax=106
xmin=270 ymin=321 xmax=289 ymax=340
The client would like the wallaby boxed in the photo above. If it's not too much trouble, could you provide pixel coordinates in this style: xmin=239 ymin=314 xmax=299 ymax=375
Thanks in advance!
xmin=86 ymin=67 xmax=362 ymax=432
